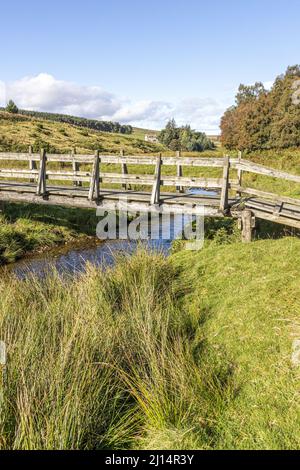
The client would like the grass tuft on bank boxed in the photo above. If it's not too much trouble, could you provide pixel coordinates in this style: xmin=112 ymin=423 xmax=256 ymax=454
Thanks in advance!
xmin=0 ymin=202 xmax=98 ymax=265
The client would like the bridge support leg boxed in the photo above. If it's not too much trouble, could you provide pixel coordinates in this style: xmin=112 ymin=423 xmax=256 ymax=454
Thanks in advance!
xmin=240 ymin=209 xmax=255 ymax=243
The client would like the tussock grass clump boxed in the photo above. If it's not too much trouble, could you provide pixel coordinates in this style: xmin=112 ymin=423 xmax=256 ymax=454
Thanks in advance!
xmin=0 ymin=248 xmax=238 ymax=450
xmin=0 ymin=249 xmax=220 ymax=449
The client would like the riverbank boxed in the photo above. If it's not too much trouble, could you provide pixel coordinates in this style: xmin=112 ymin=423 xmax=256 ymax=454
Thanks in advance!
xmin=0 ymin=202 xmax=99 ymax=265
xmin=0 ymin=233 xmax=299 ymax=450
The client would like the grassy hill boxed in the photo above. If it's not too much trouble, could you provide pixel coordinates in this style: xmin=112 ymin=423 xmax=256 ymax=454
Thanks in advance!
xmin=0 ymin=111 xmax=165 ymax=154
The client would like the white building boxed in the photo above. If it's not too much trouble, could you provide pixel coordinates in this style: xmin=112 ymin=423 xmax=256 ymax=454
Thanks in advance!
xmin=145 ymin=134 xmax=159 ymax=143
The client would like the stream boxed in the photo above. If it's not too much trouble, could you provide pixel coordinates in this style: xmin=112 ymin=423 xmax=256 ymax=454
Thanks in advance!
xmin=11 ymin=189 xmax=216 ymax=279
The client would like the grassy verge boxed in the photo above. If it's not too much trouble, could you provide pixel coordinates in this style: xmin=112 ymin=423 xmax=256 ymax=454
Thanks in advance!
xmin=0 ymin=230 xmax=299 ymax=449
xmin=0 ymin=202 xmax=98 ymax=265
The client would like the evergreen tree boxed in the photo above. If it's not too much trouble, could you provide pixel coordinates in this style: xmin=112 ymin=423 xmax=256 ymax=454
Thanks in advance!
xmin=159 ymin=120 xmax=214 ymax=152
xmin=6 ymin=100 xmax=19 ymax=114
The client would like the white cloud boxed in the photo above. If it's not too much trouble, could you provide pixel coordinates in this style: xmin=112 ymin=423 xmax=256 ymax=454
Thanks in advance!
xmin=263 ymin=80 xmax=274 ymax=91
xmin=1 ymin=73 xmax=227 ymax=133
xmin=3 ymin=73 xmax=120 ymax=117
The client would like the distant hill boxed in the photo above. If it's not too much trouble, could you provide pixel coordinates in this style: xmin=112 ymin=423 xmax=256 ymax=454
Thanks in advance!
xmin=0 ymin=107 xmax=133 ymax=135
xmin=0 ymin=111 xmax=165 ymax=154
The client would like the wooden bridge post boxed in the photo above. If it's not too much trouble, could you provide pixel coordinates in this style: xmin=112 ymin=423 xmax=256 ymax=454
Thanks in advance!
xmin=36 ymin=148 xmax=47 ymax=196
xmin=241 ymin=209 xmax=255 ymax=243
xmin=120 ymin=149 xmax=130 ymax=190
xmin=220 ymin=155 xmax=230 ymax=212
xmin=29 ymin=145 xmax=36 ymax=183
xmin=237 ymin=150 xmax=243 ymax=197
xmin=88 ymin=150 xmax=100 ymax=201
xmin=150 ymin=153 xmax=162 ymax=205
xmin=72 ymin=148 xmax=81 ymax=187
xmin=176 ymin=150 xmax=184 ymax=193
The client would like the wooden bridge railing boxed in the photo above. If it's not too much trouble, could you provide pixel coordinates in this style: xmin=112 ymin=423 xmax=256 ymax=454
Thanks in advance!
xmin=230 ymin=157 xmax=300 ymax=207
xmin=0 ymin=149 xmax=300 ymax=214
xmin=0 ymin=149 xmax=238 ymax=211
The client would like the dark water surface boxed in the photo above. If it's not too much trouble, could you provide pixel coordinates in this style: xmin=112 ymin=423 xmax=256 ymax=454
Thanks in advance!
xmin=11 ymin=214 xmax=189 ymax=279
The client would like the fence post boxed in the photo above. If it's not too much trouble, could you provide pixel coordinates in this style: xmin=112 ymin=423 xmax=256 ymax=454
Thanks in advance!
xmin=241 ymin=209 xmax=255 ymax=243
xmin=72 ymin=148 xmax=81 ymax=187
xmin=88 ymin=150 xmax=100 ymax=201
xmin=120 ymin=149 xmax=130 ymax=190
xmin=176 ymin=150 xmax=184 ymax=193
xmin=220 ymin=155 xmax=230 ymax=212
xmin=150 ymin=153 xmax=162 ymax=205
xmin=237 ymin=150 xmax=243 ymax=197
xmin=36 ymin=148 xmax=47 ymax=196
xmin=29 ymin=145 xmax=36 ymax=183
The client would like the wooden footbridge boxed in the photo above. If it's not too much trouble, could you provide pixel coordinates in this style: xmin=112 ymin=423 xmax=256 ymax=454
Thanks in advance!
xmin=0 ymin=148 xmax=300 ymax=241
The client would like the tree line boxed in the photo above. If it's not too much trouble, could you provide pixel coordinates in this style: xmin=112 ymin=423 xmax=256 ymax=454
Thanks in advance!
xmin=220 ymin=65 xmax=300 ymax=151
xmin=2 ymin=101 xmax=133 ymax=135
xmin=158 ymin=119 xmax=215 ymax=151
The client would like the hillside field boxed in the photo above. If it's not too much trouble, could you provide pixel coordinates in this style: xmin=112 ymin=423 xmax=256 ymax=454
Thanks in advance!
xmin=0 ymin=111 xmax=165 ymax=155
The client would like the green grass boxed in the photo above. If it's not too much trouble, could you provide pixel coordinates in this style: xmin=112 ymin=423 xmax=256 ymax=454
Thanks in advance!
xmin=0 ymin=202 xmax=99 ymax=265
xmin=0 ymin=111 xmax=165 ymax=155
xmin=171 ymin=235 xmax=300 ymax=449
xmin=0 ymin=231 xmax=300 ymax=449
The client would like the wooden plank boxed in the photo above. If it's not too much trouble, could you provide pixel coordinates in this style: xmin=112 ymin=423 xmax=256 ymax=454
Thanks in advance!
xmin=247 ymin=208 xmax=300 ymax=230
xmin=237 ymin=160 xmax=300 ymax=183
xmin=150 ymin=154 xmax=162 ymax=205
xmin=0 ymin=188 xmax=223 ymax=216
xmin=234 ymin=185 xmax=300 ymax=207
xmin=245 ymin=199 xmax=300 ymax=221
xmin=0 ymin=152 xmax=236 ymax=167
xmin=0 ymin=152 xmax=40 ymax=161
xmin=45 ymin=153 xmax=94 ymax=164
xmin=220 ymin=155 xmax=230 ymax=212
xmin=0 ymin=169 xmax=40 ymax=178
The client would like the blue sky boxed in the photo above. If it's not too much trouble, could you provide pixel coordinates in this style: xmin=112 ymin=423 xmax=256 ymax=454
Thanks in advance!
xmin=1 ymin=0 xmax=300 ymax=132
